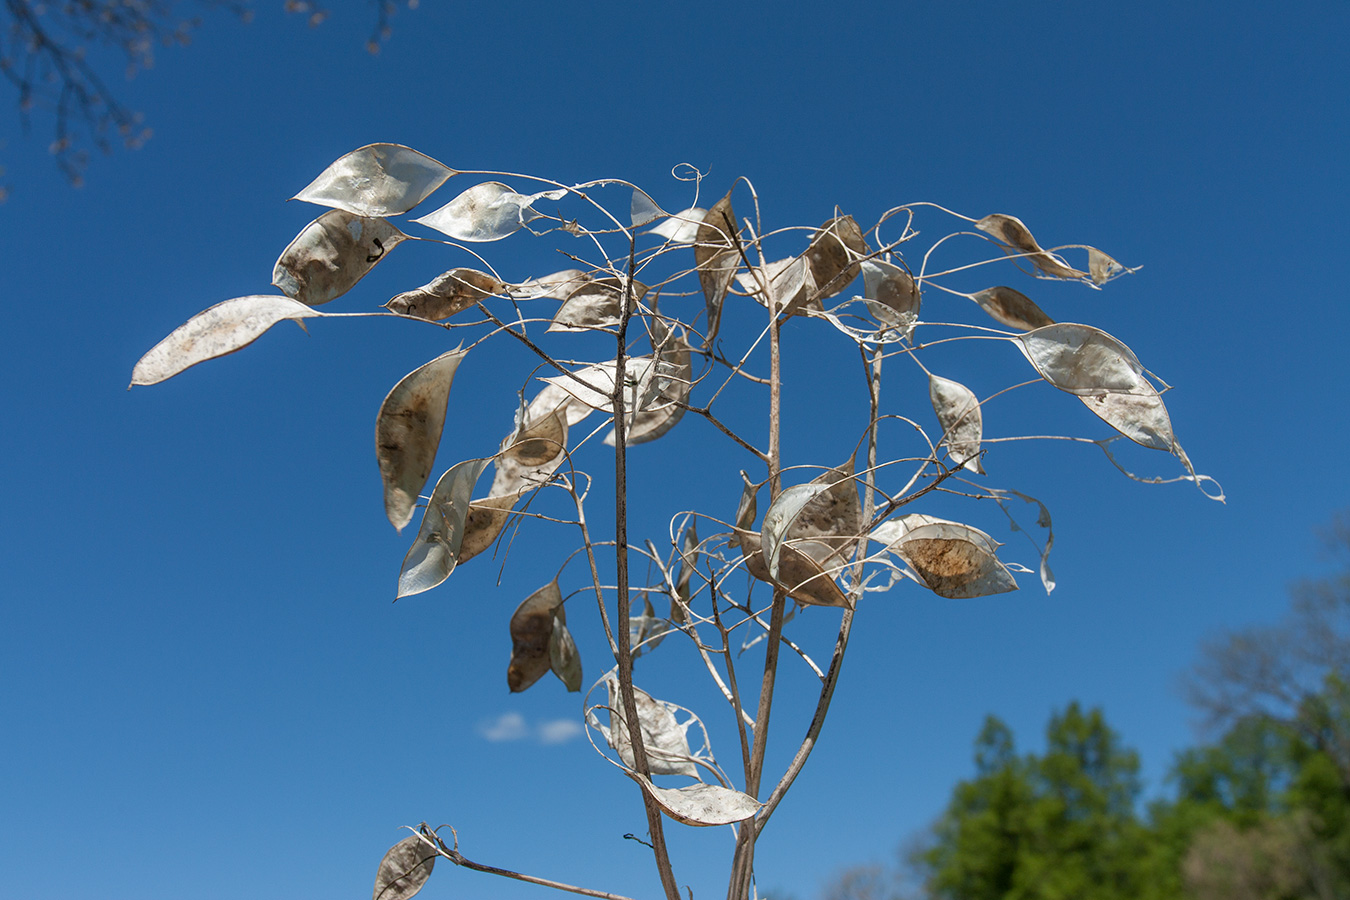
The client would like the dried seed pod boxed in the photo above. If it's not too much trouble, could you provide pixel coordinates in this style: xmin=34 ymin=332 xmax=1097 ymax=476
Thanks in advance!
xmin=861 ymin=260 xmax=921 ymax=322
xmin=375 ymin=348 xmax=469 ymax=531
xmin=1016 ymin=323 xmax=1146 ymax=395
xmin=273 ymin=209 xmax=407 ymax=305
xmin=975 ymin=213 xmax=1086 ymax=280
xmin=294 ymin=143 xmax=455 ymax=217
xmin=396 ymin=458 xmax=491 ymax=598
xmin=734 ymin=528 xmax=852 ymax=609
xmin=971 ymin=286 xmax=1054 ymax=332
xmin=600 ymin=673 xmax=699 ymax=777
xmin=736 ymin=256 xmax=816 ymax=316
xmin=1080 ymin=382 xmax=1175 ymax=451
xmin=647 ymin=207 xmax=706 ymax=242
xmin=549 ymin=277 xmax=649 ymax=333
xmin=875 ymin=515 xmax=1017 ymax=599
xmin=892 ymin=522 xmax=1017 ymax=599
xmin=929 ymin=374 xmax=984 ymax=474
xmin=549 ymin=606 xmax=582 ymax=692
xmin=604 ymin=320 xmax=692 ymax=446
xmin=413 ymin=181 xmax=566 ymax=242
xmin=386 ymin=268 xmax=503 ymax=321
xmin=372 ymin=833 xmax=436 ymax=900
xmin=508 ymin=580 xmax=563 ymax=692
xmin=456 ymin=494 xmax=517 ymax=565
xmin=806 ymin=214 xmax=871 ymax=301
xmin=629 ymin=773 xmax=761 ymax=827
xmin=761 ymin=463 xmax=863 ymax=574
xmin=489 ymin=406 xmax=568 ymax=499
xmin=130 ymin=295 xmax=321 ymax=386
xmin=509 ymin=269 xmax=592 ymax=301
xmin=694 ymin=189 xmax=739 ymax=345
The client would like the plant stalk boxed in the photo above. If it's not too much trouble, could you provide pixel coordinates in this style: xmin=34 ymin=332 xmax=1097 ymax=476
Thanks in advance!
xmin=612 ymin=236 xmax=682 ymax=900
xmin=440 ymin=847 xmax=639 ymax=900
xmin=726 ymin=294 xmax=785 ymax=900
xmin=757 ymin=346 xmax=882 ymax=831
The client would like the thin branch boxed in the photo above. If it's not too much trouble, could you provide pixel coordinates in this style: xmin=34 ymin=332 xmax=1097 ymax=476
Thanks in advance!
xmin=679 ymin=401 xmax=768 ymax=462
xmin=711 ymin=582 xmax=755 ymax=783
xmin=727 ymin=212 xmax=783 ymax=900
xmin=425 ymin=829 xmax=638 ymax=900
xmin=611 ymin=234 xmax=681 ymax=900
xmin=647 ymin=538 xmax=756 ymax=733
xmin=740 ymin=611 xmax=824 ymax=679
xmin=756 ymin=344 xmax=882 ymax=831
xmin=575 ymin=500 xmax=619 ymax=658
xmin=1 ymin=1 xmax=411 ymax=189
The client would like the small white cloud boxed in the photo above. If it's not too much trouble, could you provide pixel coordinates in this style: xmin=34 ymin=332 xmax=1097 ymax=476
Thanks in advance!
xmin=476 ymin=712 xmax=585 ymax=745
xmin=536 ymin=718 xmax=585 ymax=745
xmin=477 ymin=711 xmax=529 ymax=742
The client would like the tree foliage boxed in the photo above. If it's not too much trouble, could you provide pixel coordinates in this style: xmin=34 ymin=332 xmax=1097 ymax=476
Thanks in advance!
xmin=906 ymin=708 xmax=1350 ymax=900
xmin=1186 ymin=514 xmax=1350 ymax=786
xmin=904 ymin=558 xmax=1350 ymax=900
xmin=921 ymin=705 xmax=1147 ymax=900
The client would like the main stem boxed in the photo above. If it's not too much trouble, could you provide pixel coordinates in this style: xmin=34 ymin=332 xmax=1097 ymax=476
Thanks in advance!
xmin=727 ymin=306 xmax=784 ymax=900
xmin=756 ymin=346 xmax=882 ymax=832
xmin=612 ymin=238 xmax=681 ymax=900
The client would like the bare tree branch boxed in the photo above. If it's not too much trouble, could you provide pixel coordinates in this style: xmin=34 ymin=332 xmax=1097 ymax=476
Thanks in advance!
xmin=0 ymin=0 xmax=412 ymax=193
xmin=1185 ymin=511 xmax=1350 ymax=781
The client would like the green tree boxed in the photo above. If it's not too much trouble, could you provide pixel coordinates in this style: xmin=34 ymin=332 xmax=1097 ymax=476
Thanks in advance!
xmin=1181 ymin=813 xmax=1330 ymax=900
xmin=921 ymin=705 xmax=1147 ymax=900
xmin=1136 ymin=717 xmax=1295 ymax=900
xmin=1168 ymin=716 xmax=1288 ymax=825
xmin=1186 ymin=514 xmax=1350 ymax=784
xmin=856 ymin=518 xmax=1350 ymax=900
xmin=1277 ymin=690 xmax=1350 ymax=898
xmin=916 ymin=707 xmax=1340 ymax=900
xmin=1178 ymin=513 xmax=1350 ymax=898
xmin=923 ymin=717 xmax=1033 ymax=900
xmin=1139 ymin=694 xmax=1350 ymax=899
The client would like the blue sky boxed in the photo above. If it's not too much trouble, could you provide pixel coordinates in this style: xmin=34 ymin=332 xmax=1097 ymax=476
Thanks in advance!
xmin=2 ymin=2 xmax=1348 ymax=898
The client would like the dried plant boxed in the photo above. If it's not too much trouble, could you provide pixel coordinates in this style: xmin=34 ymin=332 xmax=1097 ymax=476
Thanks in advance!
xmin=132 ymin=144 xmax=1223 ymax=900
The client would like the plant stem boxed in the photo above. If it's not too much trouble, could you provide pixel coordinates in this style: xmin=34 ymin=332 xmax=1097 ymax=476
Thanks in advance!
xmin=711 ymin=587 xmax=755 ymax=783
xmin=612 ymin=236 xmax=681 ymax=900
xmin=438 ymin=846 xmax=639 ymax=900
xmin=576 ymin=504 xmax=619 ymax=658
xmin=726 ymin=288 xmax=785 ymax=900
xmin=757 ymin=347 xmax=882 ymax=831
